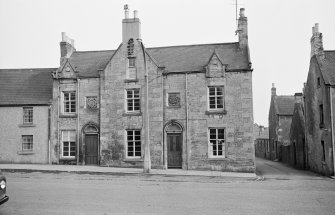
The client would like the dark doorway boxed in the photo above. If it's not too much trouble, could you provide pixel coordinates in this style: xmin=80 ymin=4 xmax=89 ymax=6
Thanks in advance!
xmin=167 ymin=133 xmax=182 ymax=168
xmin=85 ymin=134 xmax=99 ymax=165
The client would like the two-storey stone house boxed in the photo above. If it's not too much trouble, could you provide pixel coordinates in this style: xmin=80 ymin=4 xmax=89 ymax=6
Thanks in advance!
xmin=50 ymin=6 xmax=255 ymax=172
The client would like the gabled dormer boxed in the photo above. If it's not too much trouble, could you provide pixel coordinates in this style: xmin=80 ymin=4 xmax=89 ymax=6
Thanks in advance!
xmin=52 ymin=60 xmax=78 ymax=79
xmin=205 ymin=51 xmax=226 ymax=78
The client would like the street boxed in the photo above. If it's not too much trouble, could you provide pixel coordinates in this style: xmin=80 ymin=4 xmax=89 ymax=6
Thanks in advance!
xmin=0 ymin=158 xmax=334 ymax=215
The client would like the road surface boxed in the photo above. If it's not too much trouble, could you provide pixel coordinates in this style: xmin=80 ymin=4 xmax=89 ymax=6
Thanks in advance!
xmin=0 ymin=157 xmax=334 ymax=215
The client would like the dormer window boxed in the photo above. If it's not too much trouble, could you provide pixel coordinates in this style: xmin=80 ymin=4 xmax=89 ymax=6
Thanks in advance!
xmin=128 ymin=57 xmax=136 ymax=67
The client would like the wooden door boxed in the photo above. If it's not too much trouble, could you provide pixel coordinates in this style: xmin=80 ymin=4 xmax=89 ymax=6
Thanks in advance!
xmin=167 ymin=134 xmax=182 ymax=168
xmin=85 ymin=134 xmax=98 ymax=165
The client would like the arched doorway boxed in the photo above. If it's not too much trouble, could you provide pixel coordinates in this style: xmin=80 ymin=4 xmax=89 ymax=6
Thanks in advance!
xmin=165 ymin=122 xmax=183 ymax=169
xmin=82 ymin=122 xmax=99 ymax=165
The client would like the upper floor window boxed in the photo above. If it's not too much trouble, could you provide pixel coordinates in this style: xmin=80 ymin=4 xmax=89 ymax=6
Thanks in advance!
xmin=319 ymin=104 xmax=324 ymax=127
xmin=63 ymin=92 xmax=76 ymax=114
xmin=126 ymin=89 xmax=140 ymax=112
xmin=317 ymin=77 xmax=321 ymax=87
xmin=23 ymin=107 xmax=33 ymax=124
xmin=208 ymin=86 xmax=224 ymax=110
xmin=208 ymin=128 xmax=225 ymax=158
xmin=22 ymin=135 xmax=33 ymax=151
xmin=128 ymin=57 xmax=136 ymax=68
xmin=61 ymin=130 xmax=76 ymax=158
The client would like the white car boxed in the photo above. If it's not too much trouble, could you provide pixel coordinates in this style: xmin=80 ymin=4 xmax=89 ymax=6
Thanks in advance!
xmin=0 ymin=170 xmax=9 ymax=205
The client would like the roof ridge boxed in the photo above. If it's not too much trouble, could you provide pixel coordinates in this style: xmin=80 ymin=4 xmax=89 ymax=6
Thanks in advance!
xmin=276 ymin=95 xmax=295 ymax=97
xmin=74 ymin=50 xmax=115 ymax=53
xmin=0 ymin=68 xmax=57 ymax=71
xmin=146 ymin=42 xmax=238 ymax=50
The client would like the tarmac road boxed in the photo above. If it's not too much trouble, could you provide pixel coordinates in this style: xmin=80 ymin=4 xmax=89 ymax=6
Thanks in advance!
xmin=0 ymin=158 xmax=334 ymax=215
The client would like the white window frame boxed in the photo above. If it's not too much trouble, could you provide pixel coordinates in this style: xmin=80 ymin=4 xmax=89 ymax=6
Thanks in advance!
xmin=126 ymin=89 xmax=140 ymax=113
xmin=208 ymin=86 xmax=224 ymax=110
xmin=22 ymin=135 xmax=33 ymax=151
xmin=61 ymin=130 xmax=76 ymax=159
xmin=126 ymin=130 xmax=142 ymax=158
xmin=208 ymin=128 xmax=225 ymax=158
xmin=23 ymin=107 xmax=33 ymax=124
xmin=62 ymin=91 xmax=76 ymax=114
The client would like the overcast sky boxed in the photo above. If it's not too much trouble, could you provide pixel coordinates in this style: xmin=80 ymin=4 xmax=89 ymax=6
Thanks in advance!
xmin=0 ymin=0 xmax=334 ymax=126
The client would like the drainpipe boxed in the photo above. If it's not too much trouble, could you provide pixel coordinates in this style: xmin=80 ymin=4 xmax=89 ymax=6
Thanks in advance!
xmin=141 ymin=41 xmax=151 ymax=173
xmin=77 ymin=78 xmax=80 ymax=165
xmin=161 ymin=73 xmax=165 ymax=169
xmin=185 ymin=73 xmax=189 ymax=169
xmin=330 ymin=87 xmax=335 ymax=176
xmin=48 ymin=105 xmax=51 ymax=164
xmin=57 ymin=80 xmax=60 ymax=164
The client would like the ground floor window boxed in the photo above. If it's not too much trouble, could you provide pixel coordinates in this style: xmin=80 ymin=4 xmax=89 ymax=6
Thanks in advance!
xmin=126 ymin=130 xmax=141 ymax=158
xmin=22 ymin=135 xmax=33 ymax=151
xmin=208 ymin=128 xmax=225 ymax=158
xmin=62 ymin=131 xmax=76 ymax=158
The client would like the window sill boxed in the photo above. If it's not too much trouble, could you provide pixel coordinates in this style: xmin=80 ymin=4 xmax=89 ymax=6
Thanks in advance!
xmin=124 ymin=79 xmax=139 ymax=83
xmin=18 ymin=124 xmax=36 ymax=127
xmin=123 ymin=112 xmax=142 ymax=117
xmin=205 ymin=110 xmax=227 ymax=115
xmin=60 ymin=114 xmax=77 ymax=118
xmin=59 ymin=157 xmax=76 ymax=161
xmin=166 ymin=106 xmax=181 ymax=109
xmin=208 ymin=157 xmax=227 ymax=160
xmin=123 ymin=158 xmax=143 ymax=162
xmin=17 ymin=151 xmax=35 ymax=155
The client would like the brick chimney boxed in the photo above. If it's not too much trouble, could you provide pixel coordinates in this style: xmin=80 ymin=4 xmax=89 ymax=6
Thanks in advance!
xmin=271 ymin=83 xmax=276 ymax=97
xmin=310 ymin=23 xmax=324 ymax=59
xmin=122 ymin=5 xmax=141 ymax=43
xmin=237 ymin=8 xmax=248 ymax=49
xmin=60 ymin=32 xmax=76 ymax=63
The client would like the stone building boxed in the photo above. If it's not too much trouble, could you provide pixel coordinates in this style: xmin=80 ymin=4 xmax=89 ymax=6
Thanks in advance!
xmin=304 ymin=23 xmax=335 ymax=176
xmin=254 ymin=125 xmax=270 ymax=159
xmin=268 ymin=84 xmax=295 ymax=161
xmin=50 ymin=6 xmax=255 ymax=172
xmin=285 ymin=93 xmax=306 ymax=169
xmin=0 ymin=68 xmax=55 ymax=163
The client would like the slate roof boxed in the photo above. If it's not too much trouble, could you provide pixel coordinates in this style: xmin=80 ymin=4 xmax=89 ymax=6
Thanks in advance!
xmin=68 ymin=42 xmax=250 ymax=76
xmin=319 ymin=51 xmax=335 ymax=85
xmin=274 ymin=96 xmax=295 ymax=115
xmin=0 ymin=68 xmax=56 ymax=106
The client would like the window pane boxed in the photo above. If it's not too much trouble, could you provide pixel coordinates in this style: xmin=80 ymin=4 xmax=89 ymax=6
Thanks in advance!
xmin=216 ymin=87 xmax=223 ymax=95
xmin=209 ymin=88 xmax=215 ymax=95
xmin=218 ymin=129 xmax=224 ymax=139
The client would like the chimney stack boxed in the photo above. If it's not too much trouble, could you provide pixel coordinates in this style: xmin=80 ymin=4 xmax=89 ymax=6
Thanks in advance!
xmin=237 ymin=8 xmax=248 ymax=49
xmin=60 ymin=32 xmax=76 ymax=64
xmin=271 ymin=83 xmax=276 ymax=97
xmin=294 ymin=93 xmax=303 ymax=103
xmin=310 ymin=23 xmax=324 ymax=59
xmin=122 ymin=5 xmax=141 ymax=43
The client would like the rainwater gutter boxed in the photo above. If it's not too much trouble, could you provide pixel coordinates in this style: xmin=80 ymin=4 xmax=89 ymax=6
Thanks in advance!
xmin=330 ymin=87 xmax=335 ymax=177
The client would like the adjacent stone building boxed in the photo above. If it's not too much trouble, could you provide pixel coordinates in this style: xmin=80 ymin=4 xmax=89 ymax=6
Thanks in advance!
xmin=50 ymin=6 xmax=255 ymax=172
xmin=0 ymin=68 xmax=55 ymax=164
xmin=268 ymin=84 xmax=295 ymax=161
xmin=254 ymin=125 xmax=270 ymax=159
xmin=304 ymin=24 xmax=335 ymax=176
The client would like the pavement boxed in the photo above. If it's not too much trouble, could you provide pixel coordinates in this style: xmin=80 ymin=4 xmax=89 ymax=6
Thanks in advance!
xmin=0 ymin=163 xmax=257 ymax=179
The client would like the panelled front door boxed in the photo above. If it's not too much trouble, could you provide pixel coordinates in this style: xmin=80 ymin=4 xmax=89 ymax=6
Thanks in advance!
xmin=167 ymin=133 xmax=182 ymax=168
xmin=85 ymin=134 xmax=98 ymax=165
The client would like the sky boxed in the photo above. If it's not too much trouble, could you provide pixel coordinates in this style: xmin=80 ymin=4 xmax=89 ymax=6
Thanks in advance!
xmin=0 ymin=0 xmax=334 ymax=126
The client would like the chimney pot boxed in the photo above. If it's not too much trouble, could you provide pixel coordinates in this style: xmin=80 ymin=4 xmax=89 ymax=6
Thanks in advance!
xmin=315 ymin=23 xmax=319 ymax=33
xmin=124 ymin=4 xmax=129 ymax=19
xmin=272 ymin=83 xmax=275 ymax=88
xmin=239 ymin=8 xmax=245 ymax=17
xmin=61 ymin=32 xmax=66 ymax=42
xmin=134 ymin=10 xmax=138 ymax=18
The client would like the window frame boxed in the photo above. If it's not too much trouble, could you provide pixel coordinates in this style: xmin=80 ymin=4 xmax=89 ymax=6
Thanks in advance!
xmin=62 ymin=91 xmax=76 ymax=114
xmin=126 ymin=130 xmax=142 ymax=159
xmin=61 ymin=130 xmax=76 ymax=159
xmin=207 ymin=86 xmax=224 ymax=111
xmin=23 ymin=107 xmax=33 ymax=124
xmin=125 ymin=89 xmax=140 ymax=113
xmin=208 ymin=128 xmax=226 ymax=158
xmin=22 ymin=135 xmax=33 ymax=151
xmin=321 ymin=140 xmax=326 ymax=162
xmin=319 ymin=104 xmax=324 ymax=127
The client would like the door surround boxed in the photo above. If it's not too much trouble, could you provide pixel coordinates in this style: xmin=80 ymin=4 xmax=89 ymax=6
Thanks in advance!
xmin=164 ymin=121 xmax=183 ymax=169
xmin=82 ymin=121 xmax=99 ymax=165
